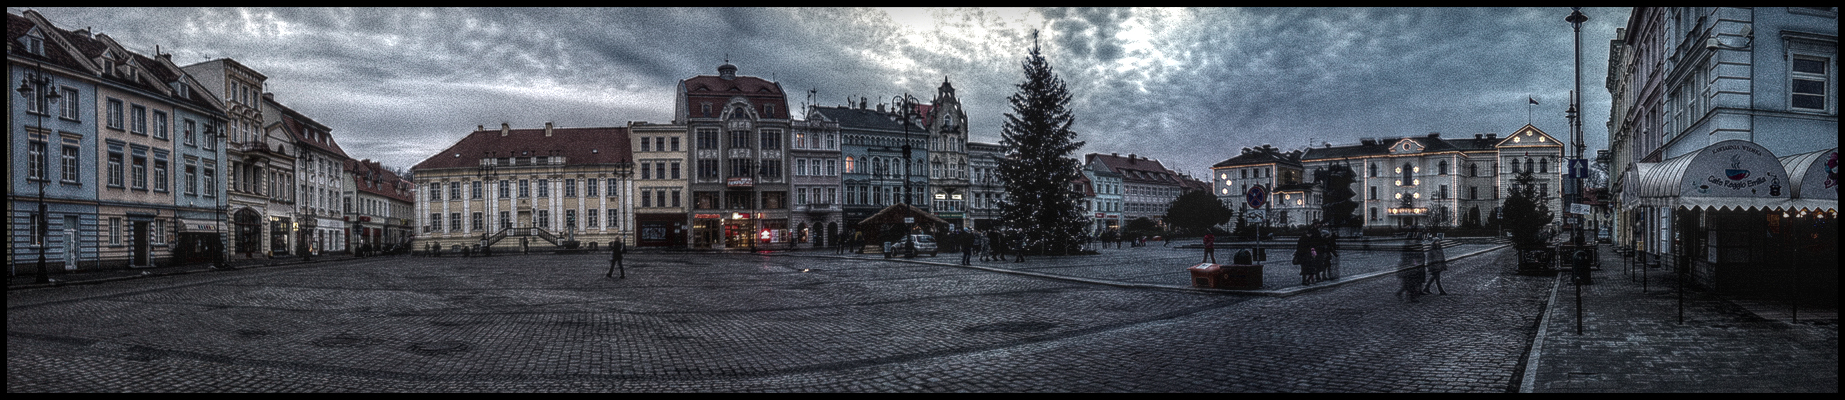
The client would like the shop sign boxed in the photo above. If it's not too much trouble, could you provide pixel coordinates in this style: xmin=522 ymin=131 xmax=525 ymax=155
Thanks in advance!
xmin=694 ymin=214 xmax=723 ymax=219
xmin=727 ymin=177 xmax=754 ymax=188
xmin=1684 ymin=143 xmax=1784 ymax=197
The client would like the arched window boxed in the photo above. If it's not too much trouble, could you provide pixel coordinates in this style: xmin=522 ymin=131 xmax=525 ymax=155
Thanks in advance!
xmin=1469 ymin=163 xmax=1478 ymax=177
xmin=1438 ymin=160 xmax=1449 ymax=175
xmin=844 ymin=156 xmax=856 ymax=173
xmin=1523 ymin=159 xmax=1534 ymax=174
xmin=1538 ymin=158 xmax=1548 ymax=173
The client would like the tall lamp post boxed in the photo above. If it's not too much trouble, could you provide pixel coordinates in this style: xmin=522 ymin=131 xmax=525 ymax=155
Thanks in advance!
xmin=1566 ymin=7 xmax=1589 ymax=248
xmin=18 ymin=64 xmax=63 ymax=284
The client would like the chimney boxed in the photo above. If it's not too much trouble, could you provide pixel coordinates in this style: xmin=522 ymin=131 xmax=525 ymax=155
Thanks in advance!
xmin=1111 ymin=153 xmax=1118 ymax=158
xmin=501 ymin=122 xmax=510 ymax=137
xmin=1475 ymin=133 xmax=1483 ymax=140
xmin=1128 ymin=154 xmax=1137 ymax=164
xmin=877 ymin=103 xmax=884 ymax=112
xmin=545 ymin=122 xmax=554 ymax=137
xmin=860 ymin=97 xmax=868 ymax=110
xmin=1486 ymin=133 xmax=1497 ymax=140
xmin=478 ymin=125 xmax=485 ymax=132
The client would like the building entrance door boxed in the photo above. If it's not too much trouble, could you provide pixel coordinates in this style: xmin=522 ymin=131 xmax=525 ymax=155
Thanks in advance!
xmin=132 ymin=221 xmax=150 ymax=267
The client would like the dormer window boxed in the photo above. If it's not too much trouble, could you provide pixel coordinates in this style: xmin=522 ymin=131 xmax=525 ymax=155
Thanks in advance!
xmin=764 ymin=104 xmax=775 ymax=118
xmin=21 ymin=27 xmax=45 ymax=56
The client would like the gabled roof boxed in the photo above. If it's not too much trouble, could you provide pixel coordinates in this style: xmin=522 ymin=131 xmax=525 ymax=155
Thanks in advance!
xmin=809 ymin=106 xmax=924 ymax=133
xmin=8 ymin=11 xmax=98 ymax=76
xmin=265 ymin=94 xmax=346 ymax=158
xmin=414 ymin=126 xmax=633 ymax=171
xmin=345 ymin=158 xmax=415 ymax=203
xmin=1496 ymin=124 xmax=1565 ymax=148
xmin=1086 ymin=153 xmax=1184 ymax=186
xmin=1212 ymin=150 xmax=1302 ymax=168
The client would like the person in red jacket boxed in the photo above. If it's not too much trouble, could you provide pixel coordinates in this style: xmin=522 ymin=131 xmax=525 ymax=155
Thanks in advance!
xmin=1202 ymin=232 xmax=1217 ymax=263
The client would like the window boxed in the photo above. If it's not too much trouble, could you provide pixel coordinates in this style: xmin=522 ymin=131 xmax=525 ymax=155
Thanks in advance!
xmin=27 ymin=141 xmax=46 ymax=180
xmin=671 ymin=162 xmax=680 ymax=179
xmin=797 ymin=159 xmax=808 ymax=176
xmin=657 ymin=163 xmax=667 ymax=180
xmin=697 ymin=129 xmax=718 ymax=149
xmin=131 ymin=104 xmax=147 ymax=135
xmin=670 ymin=137 xmax=680 ymax=151
xmin=730 ymin=158 xmax=751 ymax=177
xmin=107 ymin=98 xmax=124 ymax=130
xmin=499 ymin=180 xmax=511 ymax=198
xmin=607 ymin=209 xmax=619 ymax=227
xmin=586 ymin=209 xmax=598 ymax=228
xmin=450 ymin=213 xmax=462 ymax=232
xmin=1538 ymin=159 xmax=1548 ymax=174
xmin=153 ymin=159 xmax=169 ymax=192
xmin=764 ymin=104 xmax=776 ymax=118
xmin=606 ymin=179 xmax=618 ymax=197
xmin=499 ymin=211 xmax=511 ymax=230
xmin=132 ymin=155 xmax=148 ymax=189
xmin=699 ymin=159 xmax=719 ymax=178
xmin=1369 ymin=186 xmax=1377 ymax=200
xmin=639 ymin=137 xmax=651 ymax=152
xmin=60 ymin=87 xmax=79 ymax=120
xmin=471 ymin=212 xmax=484 ymax=232
xmin=564 ymin=179 xmax=577 ymax=197
xmin=657 ymin=191 xmax=667 ymax=208
xmin=672 ymin=190 xmax=681 ymax=207
xmin=585 ymin=179 xmax=598 ymax=197
xmin=826 ymin=159 xmax=836 ymax=176
xmin=519 ymin=179 xmax=530 ymax=197
xmin=1792 ymin=56 xmax=1829 ymax=111
xmin=203 ymin=167 xmax=215 ymax=197
xmin=1469 ymin=186 xmax=1478 ymax=200
xmin=761 ymin=129 xmax=781 ymax=150
xmin=471 ymin=181 xmax=484 ymax=199
xmin=430 ymin=183 xmax=442 ymax=201
xmin=537 ymin=179 xmax=549 ymax=197
xmin=536 ymin=210 xmax=550 ymax=229
xmin=429 ymin=213 xmax=442 ymax=232
xmin=642 ymin=189 xmax=653 ymax=207
xmin=110 ymin=218 xmax=122 ymax=245
xmin=153 ymin=110 xmax=168 ymax=139
xmin=61 ymin=145 xmax=80 ymax=183
xmin=731 ymin=130 xmax=752 ymax=148
xmin=448 ymin=181 xmax=461 ymax=200
xmin=760 ymin=160 xmax=781 ymax=178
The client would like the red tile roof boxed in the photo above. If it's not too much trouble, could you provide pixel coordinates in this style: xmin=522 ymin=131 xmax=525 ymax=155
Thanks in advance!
xmin=345 ymin=158 xmax=415 ymax=203
xmin=413 ymin=126 xmax=632 ymax=171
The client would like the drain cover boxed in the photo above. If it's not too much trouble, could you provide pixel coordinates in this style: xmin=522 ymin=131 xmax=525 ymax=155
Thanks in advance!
xmin=410 ymin=341 xmax=469 ymax=353
xmin=312 ymin=337 xmax=366 ymax=348
xmin=961 ymin=322 xmax=1059 ymax=333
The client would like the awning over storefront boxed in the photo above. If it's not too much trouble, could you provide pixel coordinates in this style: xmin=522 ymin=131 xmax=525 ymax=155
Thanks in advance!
xmin=1629 ymin=140 xmax=1827 ymax=211
xmin=1779 ymin=148 xmax=1838 ymax=211
xmin=176 ymin=218 xmax=222 ymax=233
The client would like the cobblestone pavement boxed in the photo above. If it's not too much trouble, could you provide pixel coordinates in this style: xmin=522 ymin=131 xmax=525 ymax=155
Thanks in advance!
xmin=9 ymin=246 xmax=1550 ymax=392
xmin=1522 ymin=244 xmax=1838 ymax=393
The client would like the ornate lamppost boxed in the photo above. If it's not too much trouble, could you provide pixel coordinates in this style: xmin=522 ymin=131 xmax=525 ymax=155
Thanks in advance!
xmin=18 ymin=63 xmax=63 ymax=283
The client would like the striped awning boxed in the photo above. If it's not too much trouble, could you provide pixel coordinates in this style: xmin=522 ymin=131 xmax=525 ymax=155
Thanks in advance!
xmin=1627 ymin=140 xmax=1830 ymax=211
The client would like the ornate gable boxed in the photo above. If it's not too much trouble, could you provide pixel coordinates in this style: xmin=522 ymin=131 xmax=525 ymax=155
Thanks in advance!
xmin=1388 ymin=138 xmax=1426 ymax=154
xmin=1497 ymin=124 xmax=1563 ymax=148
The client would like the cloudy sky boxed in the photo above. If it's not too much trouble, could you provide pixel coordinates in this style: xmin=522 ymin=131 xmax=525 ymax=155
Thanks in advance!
xmin=14 ymin=7 xmax=1628 ymax=177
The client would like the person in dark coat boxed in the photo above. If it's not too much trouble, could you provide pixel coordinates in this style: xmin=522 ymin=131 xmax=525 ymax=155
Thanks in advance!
xmin=1202 ymin=232 xmax=1217 ymax=263
xmin=1396 ymin=236 xmax=1426 ymax=302
xmin=960 ymin=230 xmax=976 ymax=265
xmin=1011 ymin=230 xmax=1027 ymax=263
xmin=1423 ymin=236 xmax=1447 ymax=295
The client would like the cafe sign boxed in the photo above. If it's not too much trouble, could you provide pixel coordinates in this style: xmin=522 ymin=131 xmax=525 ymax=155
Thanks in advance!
xmin=1681 ymin=141 xmax=1784 ymax=198
xmin=727 ymin=177 xmax=754 ymax=188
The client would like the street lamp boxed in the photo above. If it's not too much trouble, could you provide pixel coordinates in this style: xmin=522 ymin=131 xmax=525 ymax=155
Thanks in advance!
xmin=18 ymin=64 xmax=63 ymax=284
xmin=893 ymin=94 xmax=918 ymax=237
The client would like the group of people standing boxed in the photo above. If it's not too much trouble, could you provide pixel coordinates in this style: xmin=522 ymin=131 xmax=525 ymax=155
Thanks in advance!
xmin=946 ymin=229 xmax=1028 ymax=265
xmin=1395 ymin=233 xmax=1449 ymax=302
xmin=1292 ymin=222 xmax=1340 ymax=285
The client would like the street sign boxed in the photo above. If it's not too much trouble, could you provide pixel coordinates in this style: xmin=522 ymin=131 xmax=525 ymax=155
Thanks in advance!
xmin=1244 ymin=210 xmax=1266 ymax=222
xmin=1569 ymin=159 xmax=1588 ymax=179
xmin=1245 ymin=185 xmax=1269 ymax=209
xmin=1569 ymin=203 xmax=1592 ymax=215
xmin=903 ymin=217 xmax=915 ymax=224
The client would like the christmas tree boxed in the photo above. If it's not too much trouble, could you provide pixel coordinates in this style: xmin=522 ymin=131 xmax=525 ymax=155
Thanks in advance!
xmin=998 ymin=31 xmax=1089 ymax=255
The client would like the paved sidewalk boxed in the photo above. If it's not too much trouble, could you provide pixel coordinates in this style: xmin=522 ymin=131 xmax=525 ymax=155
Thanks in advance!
xmin=7 ymin=253 xmax=374 ymax=289
xmin=1522 ymin=244 xmax=1838 ymax=393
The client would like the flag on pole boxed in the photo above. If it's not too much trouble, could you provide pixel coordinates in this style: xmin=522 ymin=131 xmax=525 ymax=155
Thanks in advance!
xmin=1529 ymin=97 xmax=1539 ymax=105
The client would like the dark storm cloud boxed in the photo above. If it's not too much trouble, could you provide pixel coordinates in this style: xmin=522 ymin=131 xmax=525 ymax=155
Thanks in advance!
xmin=12 ymin=7 xmax=1624 ymax=175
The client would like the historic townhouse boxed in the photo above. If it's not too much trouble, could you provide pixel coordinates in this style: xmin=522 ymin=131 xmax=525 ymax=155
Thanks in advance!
xmin=629 ymin=121 xmax=687 ymax=248
xmin=343 ymin=158 xmax=414 ymax=252
xmin=812 ymin=100 xmax=931 ymax=240
xmin=922 ymin=79 xmax=971 ymax=227
xmin=1080 ymin=158 xmax=1124 ymax=234
xmin=967 ymin=141 xmax=1007 ymax=230
xmin=1211 ymin=149 xmax=1307 ymax=227
xmin=677 ymin=62 xmax=794 ymax=250
xmin=1086 ymin=153 xmax=1187 ymax=225
xmin=61 ymin=24 xmax=225 ymax=268
xmin=1609 ymin=7 xmax=1836 ymax=295
xmin=264 ymin=93 xmax=348 ymax=255
xmin=182 ymin=57 xmax=285 ymax=259
xmin=11 ymin=11 xmax=102 ymax=272
xmin=789 ymin=105 xmax=843 ymax=249
xmin=414 ymin=123 xmax=635 ymax=252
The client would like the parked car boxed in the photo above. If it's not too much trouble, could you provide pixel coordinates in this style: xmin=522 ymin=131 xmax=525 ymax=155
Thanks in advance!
xmin=883 ymin=234 xmax=939 ymax=258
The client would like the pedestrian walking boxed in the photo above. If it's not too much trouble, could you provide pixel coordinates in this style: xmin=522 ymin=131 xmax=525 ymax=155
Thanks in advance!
xmin=966 ymin=229 xmax=981 ymax=263
xmin=606 ymin=240 xmax=626 ymax=279
xmin=1423 ymin=235 xmax=1447 ymax=295
xmin=1395 ymin=236 xmax=1426 ymax=302
xmin=1294 ymin=226 xmax=1318 ymax=285
xmin=1202 ymin=232 xmax=1217 ymax=263
xmin=1012 ymin=231 xmax=1027 ymax=263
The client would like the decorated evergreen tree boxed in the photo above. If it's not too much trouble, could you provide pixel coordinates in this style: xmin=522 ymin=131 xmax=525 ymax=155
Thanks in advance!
xmin=998 ymin=31 xmax=1088 ymax=255
xmin=1501 ymin=168 xmax=1554 ymax=248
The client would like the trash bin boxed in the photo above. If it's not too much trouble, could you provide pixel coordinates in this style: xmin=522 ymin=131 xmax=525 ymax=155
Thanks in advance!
xmin=1219 ymin=264 xmax=1263 ymax=290
xmin=1188 ymin=263 xmax=1223 ymax=288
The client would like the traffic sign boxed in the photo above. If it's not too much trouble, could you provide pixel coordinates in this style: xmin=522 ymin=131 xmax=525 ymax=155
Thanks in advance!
xmin=1245 ymin=185 xmax=1269 ymax=209
xmin=1568 ymin=159 xmax=1588 ymax=179
xmin=1244 ymin=210 xmax=1266 ymax=222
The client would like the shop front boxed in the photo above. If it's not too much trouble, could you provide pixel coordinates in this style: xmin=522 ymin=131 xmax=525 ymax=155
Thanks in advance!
xmin=1628 ymin=141 xmax=1835 ymax=297
xmin=174 ymin=217 xmax=222 ymax=266
xmin=636 ymin=213 xmax=687 ymax=248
